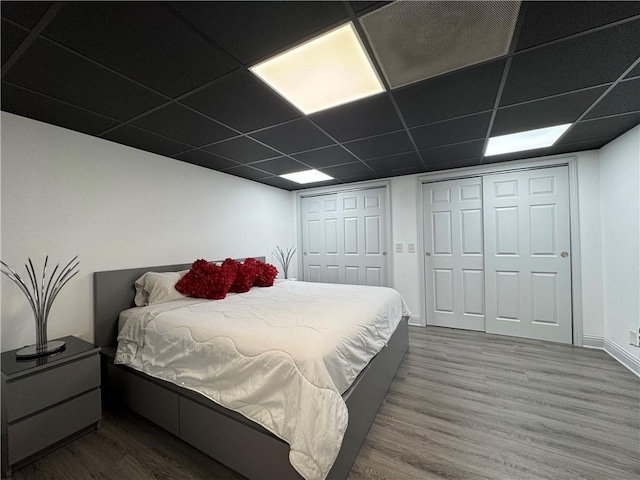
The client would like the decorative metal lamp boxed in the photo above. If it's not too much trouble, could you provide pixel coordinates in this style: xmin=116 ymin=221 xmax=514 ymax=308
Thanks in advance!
xmin=1 ymin=256 xmax=79 ymax=359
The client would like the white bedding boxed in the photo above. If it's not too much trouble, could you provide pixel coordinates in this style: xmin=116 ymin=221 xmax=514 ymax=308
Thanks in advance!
xmin=115 ymin=280 xmax=410 ymax=480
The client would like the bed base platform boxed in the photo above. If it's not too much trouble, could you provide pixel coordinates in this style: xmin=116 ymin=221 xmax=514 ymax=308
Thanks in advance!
xmin=94 ymin=262 xmax=409 ymax=480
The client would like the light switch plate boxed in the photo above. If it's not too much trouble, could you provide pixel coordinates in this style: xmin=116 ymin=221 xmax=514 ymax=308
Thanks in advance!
xmin=407 ymin=243 xmax=416 ymax=253
xmin=395 ymin=243 xmax=403 ymax=253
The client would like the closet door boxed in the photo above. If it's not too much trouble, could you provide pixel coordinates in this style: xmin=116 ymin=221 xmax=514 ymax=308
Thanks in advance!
xmin=423 ymin=178 xmax=485 ymax=330
xmin=483 ymin=167 xmax=572 ymax=343
xmin=301 ymin=188 xmax=388 ymax=286
xmin=301 ymin=194 xmax=339 ymax=283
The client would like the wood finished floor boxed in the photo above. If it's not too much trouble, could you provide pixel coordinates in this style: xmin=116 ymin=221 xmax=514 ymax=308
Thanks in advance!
xmin=10 ymin=326 xmax=640 ymax=480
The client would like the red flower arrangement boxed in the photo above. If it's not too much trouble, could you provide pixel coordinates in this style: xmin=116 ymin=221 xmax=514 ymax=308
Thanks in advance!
xmin=244 ymin=257 xmax=278 ymax=287
xmin=175 ymin=259 xmax=236 ymax=300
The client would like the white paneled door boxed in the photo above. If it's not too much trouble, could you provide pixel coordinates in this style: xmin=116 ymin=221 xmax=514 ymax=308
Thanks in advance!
xmin=423 ymin=178 xmax=485 ymax=330
xmin=301 ymin=188 xmax=388 ymax=286
xmin=483 ymin=166 xmax=572 ymax=343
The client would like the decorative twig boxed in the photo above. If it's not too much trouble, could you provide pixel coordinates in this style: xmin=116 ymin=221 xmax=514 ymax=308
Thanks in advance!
xmin=272 ymin=246 xmax=296 ymax=279
xmin=1 ymin=256 xmax=79 ymax=352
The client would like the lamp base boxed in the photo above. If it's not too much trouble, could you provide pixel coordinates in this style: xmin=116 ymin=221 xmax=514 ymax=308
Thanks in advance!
xmin=16 ymin=340 xmax=66 ymax=359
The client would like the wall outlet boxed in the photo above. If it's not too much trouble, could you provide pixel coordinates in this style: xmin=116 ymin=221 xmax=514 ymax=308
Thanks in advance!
xmin=630 ymin=329 xmax=640 ymax=347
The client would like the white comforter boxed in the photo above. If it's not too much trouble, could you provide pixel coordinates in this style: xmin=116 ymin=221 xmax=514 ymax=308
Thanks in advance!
xmin=115 ymin=280 xmax=410 ymax=480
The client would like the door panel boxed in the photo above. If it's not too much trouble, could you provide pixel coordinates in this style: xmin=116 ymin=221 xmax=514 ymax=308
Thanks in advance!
xmin=462 ymin=269 xmax=484 ymax=315
xmin=484 ymin=166 xmax=571 ymax=343
xmin=301 ymin=188 xmax=388 ymax=286
xmin=461 ymin=209 xmax=482 ymax=254
xmin=423 ymin=177 xmax=484 ymax=331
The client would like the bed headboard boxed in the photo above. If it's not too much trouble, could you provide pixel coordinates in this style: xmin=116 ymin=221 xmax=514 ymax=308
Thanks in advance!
xmin=93 ymin=257 xmax=265 ymax=348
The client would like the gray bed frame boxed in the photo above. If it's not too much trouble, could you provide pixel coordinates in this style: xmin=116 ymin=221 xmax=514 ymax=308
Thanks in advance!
xmin=93 ymin=260 xmax=409 ymax=480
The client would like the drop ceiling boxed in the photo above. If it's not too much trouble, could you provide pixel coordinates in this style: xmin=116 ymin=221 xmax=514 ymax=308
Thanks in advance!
xmin=2 ymin=1 xmax=639 ymax=191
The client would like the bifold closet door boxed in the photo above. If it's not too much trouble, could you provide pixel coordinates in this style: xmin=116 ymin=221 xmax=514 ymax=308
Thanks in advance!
xmin=483 ymin=167 xmax=572 ymax=343
xmin=423 ymin=178 xmax=485 ymax=331
xmin=301 ymin=188 xmax=388 ymax=286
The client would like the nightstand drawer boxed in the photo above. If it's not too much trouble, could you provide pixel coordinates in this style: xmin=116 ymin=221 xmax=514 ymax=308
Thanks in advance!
xmin=5 ymin=354 xmax=100 ymax=422
xmin=7 ymin=388 xmax=101 ymax=464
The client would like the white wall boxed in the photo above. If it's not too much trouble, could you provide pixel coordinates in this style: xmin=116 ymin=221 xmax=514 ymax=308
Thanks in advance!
xmin=598 ymin=126 xmax=640 ymax=372
xmin=1 ymin=113 xmax=294 ymax=351
xmin=576 ymin=152 xmax=605 ymax=342
xmin=389 ymin=176 xmax=421 ymax=320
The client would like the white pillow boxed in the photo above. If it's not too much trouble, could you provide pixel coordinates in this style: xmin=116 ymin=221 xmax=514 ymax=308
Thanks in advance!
xmin=134 ymin=270 xmax=188 ymax=306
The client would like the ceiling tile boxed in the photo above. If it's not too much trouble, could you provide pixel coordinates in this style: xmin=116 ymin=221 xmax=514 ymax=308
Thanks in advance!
xmin=204 ymin=136 xmax=280 ymax=163
xmin=255 ymin=176 xmax=297 ymax=190
xmin=180 ymin=69 xmax=301 ymax=133
xmin=43 ymin=2 xmax=239 ymax=98
xmin=1 ymin=1 xmax=52 ymax=28
xmin=249 ymin=157 xmax=309 ymax=175
xmin=546 ymin=137 xmax=615 ymax=156
xmin=102 ymin=125 xmax=191 ymax=157
xmin=394 ymin=59 xmax=505 ymax=126
xmin=310 ymin=94 xmax=403 ymax=142
xmin=344 ymin=130 xmax=414 ymax=159
xmin=420 ymin=140 xmax=486 ymax=163
xmin=584 ymin=79 xmax=640 ymax=120
xmin=493 ymin=87 xmax=607 ymax=135
xmin=173 ymin=149 xmax=240 ymax=171
xmin=250 ymin=119 xmax=334 ymax=154
xmin=482 ymin=147 xmax=549 ymax=164
xmin=340 ymin=171 xmax=386 ymax=183
xmin=365 ymin=152 xmax=423 ymax=173
xmin=1 ymin=82 xmax=119 ymax=135
xmin=351 ymin=2 xmax=390 ymax=14
xmin=515 ymin=1 xmax=640 ymax=51
xmin=626 ymin=62 xmax=640 ymax=79
xmin=132 ymin=103 xmax=236 ymax=147
xmin=2 ymin=19 xmax=27 ymax=64
xmin=423 ymin=158 xmax=481 ymax=173
xmin=222 ymin=165 xmax=273 ymax=181
xmin=167 ymin=1 xmax=348 ymax=65
xmin=291 ymin=145 xmax=358 ymax=168
xmin=380 ymin=166 xmax=425 ymax=177
xmin=502 ymin=20 xmax=640 ymax=105
xmin=411 ymin=112 xmax=491 ymax=149
xmin=323 ymin=162 xmax=374 ymax=179
xmin=557 ymin=112 xmax=640 ymax=145
xmin=4 ymin=39 xmax=166 ymax=121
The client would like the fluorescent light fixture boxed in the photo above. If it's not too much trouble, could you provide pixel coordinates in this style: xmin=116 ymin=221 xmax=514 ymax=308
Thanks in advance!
xmin=250 ymin=22 xmax=385 ymax=114
xmin=280 ymin=169 xmax=334 ymax=184
xmin=485 ymin=124 xmax=572 ymax=156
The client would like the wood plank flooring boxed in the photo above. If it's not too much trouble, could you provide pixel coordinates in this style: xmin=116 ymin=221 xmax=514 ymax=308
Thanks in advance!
xmin=10 ymin=327 xmax=640 ymax=480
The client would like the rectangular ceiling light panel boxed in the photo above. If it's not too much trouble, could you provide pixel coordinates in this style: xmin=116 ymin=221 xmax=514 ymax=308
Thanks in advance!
xmin=280 ymin=169 xmax=334 ymax=184
xmin=250 ymin=23 xmax=385 ymax=115
xmin=485 ymin=124 xmax=572 ymax=156
xmin=361 ymin=1 xmax=521 ymax=88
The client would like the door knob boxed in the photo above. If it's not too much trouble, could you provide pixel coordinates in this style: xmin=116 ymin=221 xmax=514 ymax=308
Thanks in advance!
xmin=303 ymin=252 xmax=308 ymax=256
xmin=425 ymin=252 xmax=431 ymax=257
xmin=382 ymin=251 xmax=387 ymax=256
xmin=561 ymin=251 xmax=569 ymax=258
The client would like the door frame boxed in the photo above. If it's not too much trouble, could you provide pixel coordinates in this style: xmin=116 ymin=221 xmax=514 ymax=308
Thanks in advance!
xmin=417 ymin=155 xmax=583 ymax=346
xmin=295 ymin=179 xmax=393 ymax=286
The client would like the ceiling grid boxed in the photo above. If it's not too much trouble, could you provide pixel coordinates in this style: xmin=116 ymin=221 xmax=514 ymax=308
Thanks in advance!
xmin=1 ymin=1 xmax=639 ymax=189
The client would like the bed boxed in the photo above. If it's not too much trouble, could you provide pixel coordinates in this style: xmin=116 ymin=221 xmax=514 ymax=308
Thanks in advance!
xmin=94 ymin=259 xmax=410 ymax=480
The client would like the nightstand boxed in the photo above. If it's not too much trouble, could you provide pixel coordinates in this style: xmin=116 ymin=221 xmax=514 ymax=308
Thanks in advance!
xmin=1 ymin=336 xmax=101 ymax=477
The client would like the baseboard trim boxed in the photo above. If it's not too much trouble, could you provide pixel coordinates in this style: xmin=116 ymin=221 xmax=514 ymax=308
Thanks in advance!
xmin=408 ymin=315 xmax=423 ymax=326
xmin=582 ymin=335 xmax=604 ymax=349
xmin=603 ymin=338 xmax=640 ymax=377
